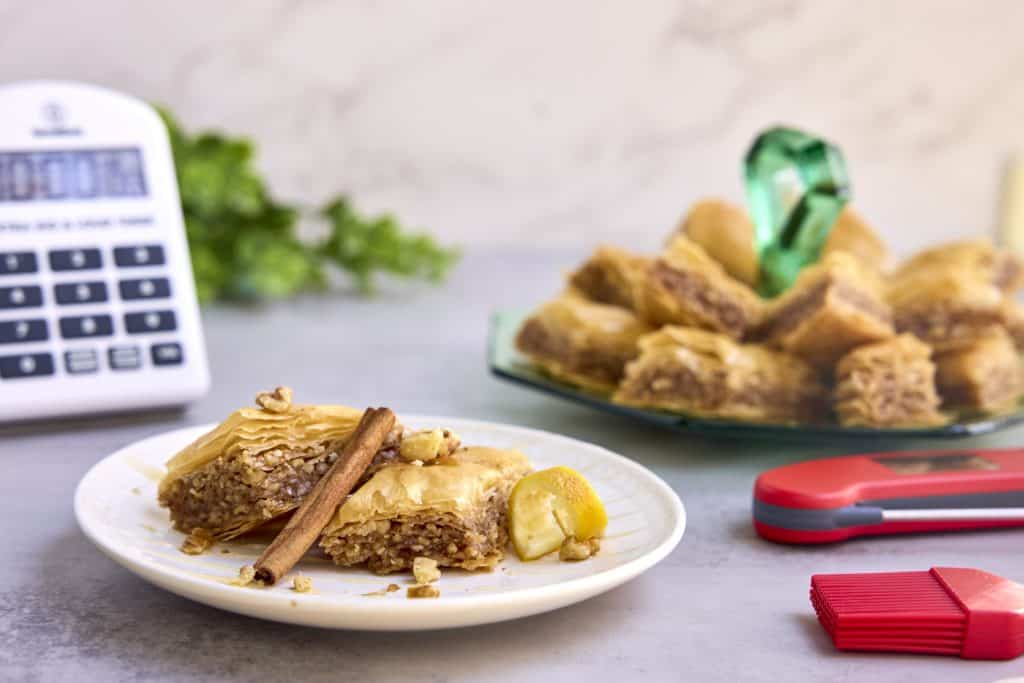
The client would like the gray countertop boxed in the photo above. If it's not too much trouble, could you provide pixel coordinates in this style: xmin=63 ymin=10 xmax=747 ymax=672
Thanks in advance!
xmin=3 ymin=248 xmax=1022 ymax=683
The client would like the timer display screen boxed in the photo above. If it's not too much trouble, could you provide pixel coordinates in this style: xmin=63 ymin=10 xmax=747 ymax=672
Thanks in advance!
xmin=0 ymin=148 xmax=147 ymax=202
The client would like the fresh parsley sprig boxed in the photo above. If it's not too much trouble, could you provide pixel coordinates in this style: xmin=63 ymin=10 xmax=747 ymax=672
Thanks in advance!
xmin=158 ymin=107 xmax=459 ymax=303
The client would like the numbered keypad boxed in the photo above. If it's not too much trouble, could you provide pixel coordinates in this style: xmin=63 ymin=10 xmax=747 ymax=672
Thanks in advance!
xmin=0 ymin=245 xmax=187 ymax=381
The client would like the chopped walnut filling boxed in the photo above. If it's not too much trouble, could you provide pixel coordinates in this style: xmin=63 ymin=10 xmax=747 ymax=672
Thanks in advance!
xmin=559 ymin=536 xmax=601 ymax=561
xmin=179 ymin=527 xmax=215 ymax=555
xmin=232 ymin=565 xmax=257 ymax=587
xmin=407 ymin=584 xmax=441 ymax=599
xmin=292 ymin=575 xmax=313 ymax=593
xmin=412 ymin=556 xmax=441 ymax=584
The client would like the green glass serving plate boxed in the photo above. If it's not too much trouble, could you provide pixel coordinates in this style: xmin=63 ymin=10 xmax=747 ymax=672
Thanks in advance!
xmin=488 ymin=311 xmax=1024 ymax=441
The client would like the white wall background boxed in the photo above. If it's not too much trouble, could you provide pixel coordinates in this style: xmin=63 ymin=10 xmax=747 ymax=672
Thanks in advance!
xmin=2 ymin=0 xmax=1023 ymax=255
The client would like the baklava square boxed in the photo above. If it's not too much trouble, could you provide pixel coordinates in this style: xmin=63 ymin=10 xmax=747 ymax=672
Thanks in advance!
xmin=568 ymin=245 xmax=652 ymax=311
xmin=935 ymin=330 xmax=1024 ymax=413
xmin=888 ymin=267 xmax=1006 ymax=353
xmin=319 ymin=447 xmax=532 ymax=574
xmin=613 ymin=326 xmax=827 ymax=424
xmin=893 ymin=239 xmax=1024 ymax=294
xmin=834 ymin=334 xmax=946 ymax=428
xmin=637 ymin=236 xmax=764 ymax=339
xmin=758 ymin=252 xmax=894 ymax=369
xmin=515 ymin=292 xmax=654 ymax=393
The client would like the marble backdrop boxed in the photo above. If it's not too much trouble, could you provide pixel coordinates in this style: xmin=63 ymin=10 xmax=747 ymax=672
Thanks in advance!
xmin=2 ymin=0 xmax=1023 ymax=257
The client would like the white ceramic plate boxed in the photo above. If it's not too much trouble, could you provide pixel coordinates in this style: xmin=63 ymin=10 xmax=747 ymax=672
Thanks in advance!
xmin=74 ymin=416 xmax=686 ymax=630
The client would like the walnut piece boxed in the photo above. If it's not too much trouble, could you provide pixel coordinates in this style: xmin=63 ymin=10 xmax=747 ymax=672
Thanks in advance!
xmin=255 ymin=386 xmax=294 ymax=413
xmin=231 ymin=565 xmax=257 ymax=587
xmin=399 ymin=428 xmax=460 ymax=462
xmin=412 ymin=556 xmax=441 ymax=584
xmin=559 ymin=536 xmax=601 ymax=562
xmin=180 ymin=527 xmax=215 ymax=555
xmin=407 ymin=584 xmax=441 ymax=599
xmin=292 ymin=575 xmax=313 ymax=593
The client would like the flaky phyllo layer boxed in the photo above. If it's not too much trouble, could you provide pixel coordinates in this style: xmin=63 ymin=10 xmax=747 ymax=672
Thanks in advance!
xmin=320 ymin=447 xmax=532 ymax=574
xmin=157 ymin=397 xmax=402 ymax=539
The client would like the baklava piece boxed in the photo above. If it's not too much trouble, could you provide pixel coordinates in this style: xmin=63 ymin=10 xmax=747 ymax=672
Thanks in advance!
xmin=613 ymin=326 xmax=827 ymax=424
xmin=935 ymin=330 xmax=1024 ymax=413
xmin=820 ymin=207 xmax=889 ymax=270
xmin=758 ymin=252 xmax=893 ymax=369
xmin=888 ymin=268 xmax=1006 ymax=352
xmin=515 ymin=292 xmax=654 ymax=392
xmin=637 ymin=236 xmax=764 ymax=338
xmin=157 ymin=388 xmax=404 ymax=539
xmin=673 ymin=198 xmax=760 ymax=286
xmin=319 ymin=446 xmax=532 ymax=574
xmin=893 ymin=239 xmax=1024 ymax=294
xmin=1003 ymin=299 xmax=1024 ymax=350
xmin=568 ymin=245 xmax=652 ymax=311
xmin=834 ymin=335 xmax=946 ymax=428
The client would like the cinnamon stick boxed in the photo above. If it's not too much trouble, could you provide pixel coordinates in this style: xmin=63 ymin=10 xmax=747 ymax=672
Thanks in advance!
xmin=252 ymin=406 xmax=396 ymax=584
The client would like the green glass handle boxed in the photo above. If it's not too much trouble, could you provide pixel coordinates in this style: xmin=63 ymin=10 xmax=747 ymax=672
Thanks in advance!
xmin=744 ymin=126 xmax=851 ymax=297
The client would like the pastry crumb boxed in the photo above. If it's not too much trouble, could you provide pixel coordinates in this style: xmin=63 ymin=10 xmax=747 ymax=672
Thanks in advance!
xmin=220 ymin=548 xmax=231 ymax=554
xmin=130 ymin=487 xmax=141 ymax=495
xmin=180 ymin=528 xmax=215 ymax=555
xmin=231 ymin=565 xmax=257 ymax=587
xmin=412 ymin=557 xmax=441 ymax=584
xmin=290 ymin=599 xmax=297 ymax=608
xmin=407 ymin=584 xmax=440 ymax=599
xmin=292 ymin=575 xmax=313 ymax=593
xmin=362 ymin=583 xmax=401 ymax=597
xmin=559 ymin=536 xmax=601 ymax=562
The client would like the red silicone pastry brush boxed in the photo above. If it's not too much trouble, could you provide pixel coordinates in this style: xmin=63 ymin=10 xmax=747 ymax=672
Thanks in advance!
xmin=810 ymin=567 xmax=1024 ymax=660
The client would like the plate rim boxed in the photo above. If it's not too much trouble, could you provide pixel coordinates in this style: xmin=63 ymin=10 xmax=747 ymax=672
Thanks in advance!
xmin=74 ymin=415 xmax=686 ymax=629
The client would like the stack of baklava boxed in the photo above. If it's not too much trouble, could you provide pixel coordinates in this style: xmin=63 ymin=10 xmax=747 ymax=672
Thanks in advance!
xmin=515 ymin=198 xmax=1024 ymax=428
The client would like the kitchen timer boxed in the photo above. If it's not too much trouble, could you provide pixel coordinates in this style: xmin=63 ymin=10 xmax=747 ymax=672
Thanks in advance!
xmin=0 ymin=81 xmax=209 ymax=421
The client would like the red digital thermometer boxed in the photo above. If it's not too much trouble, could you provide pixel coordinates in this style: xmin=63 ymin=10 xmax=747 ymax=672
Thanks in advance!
xmin=754 ymin=449 xmax=1024 ymax=544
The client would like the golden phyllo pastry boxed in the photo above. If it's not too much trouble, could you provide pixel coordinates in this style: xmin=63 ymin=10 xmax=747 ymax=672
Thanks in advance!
xmin=319 ymin=446 xmax=532 ymax=574
xmin=758 ymin=252 xmax=893 ymax=369
xmin=820 ymin=207 xmax=889 ymax=270
xmin=613 ymin=326 xmax=827 ymax=424
xmin=157 ymin=388 xmax=402 ymax=539
xmin=888 ymin=267 xmax=1006 ymax=352
xmin=935 ymin=330 xmax=1024 ymax=413
xmin=893 ymin=239 xmax=1024 ymax=294
xmin=515 ymin=292 xmax=654 ymax=392
xmin=1003 ymin=299 xmax=1024 ymax=350
xmin=673 ymin=198 xmax=760 ymax=286
xmin=834 ymin=335 xmax=946 ymax=428
xmin=568 ymin=245 xmax=652 ymax=311
xmin=637 ymin=236 xmax=764 ymax=338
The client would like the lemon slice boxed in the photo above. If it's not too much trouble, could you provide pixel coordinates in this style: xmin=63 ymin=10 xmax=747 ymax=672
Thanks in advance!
xmin=508 ymin=466 xmax=608 ymax=561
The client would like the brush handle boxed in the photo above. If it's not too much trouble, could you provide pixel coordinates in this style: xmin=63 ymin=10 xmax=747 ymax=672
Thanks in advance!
xmin=882 ymin=508 xmax=1024 ymax=522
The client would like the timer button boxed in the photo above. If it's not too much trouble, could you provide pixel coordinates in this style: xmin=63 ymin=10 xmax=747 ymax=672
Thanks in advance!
xmin=151 ymin=342 xmax=184 ymax=366
xmin=0 ymin=319 xmax=48 ymax=344
xmin=125 ymin=310 xmax=176 ymax=334
xmin=0 ymin=251 xmax=38 ymax=276
xmin=108 ymin=345 xmax=141 ymax=371
xmin=65 ymin=349 xmax=99 ymax=374
xmin=54 ymin=281 xmax=108 ymax=305
xmin=119 ymin=277 xmax=171 ymax=300
xmin=59 ymin=314 xmax=114 ymax=339
xmin=114 ymin=244 xmax=165 ymax=268
xmin=49 ymin=248 xmax=103 ymax=271
xmin=0 ymin=285 xmax=43 ymax=309
xmin=0 ymin=352 xmax=54 ymax=379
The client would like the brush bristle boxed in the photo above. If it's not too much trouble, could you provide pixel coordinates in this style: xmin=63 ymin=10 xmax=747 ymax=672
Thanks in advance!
xmin=811 ymin=571 xmax=966 ymax=656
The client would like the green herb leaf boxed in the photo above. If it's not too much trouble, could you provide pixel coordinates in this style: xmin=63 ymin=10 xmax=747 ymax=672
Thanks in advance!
xmin=156 ymin=106 xmax=459 ymax=303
